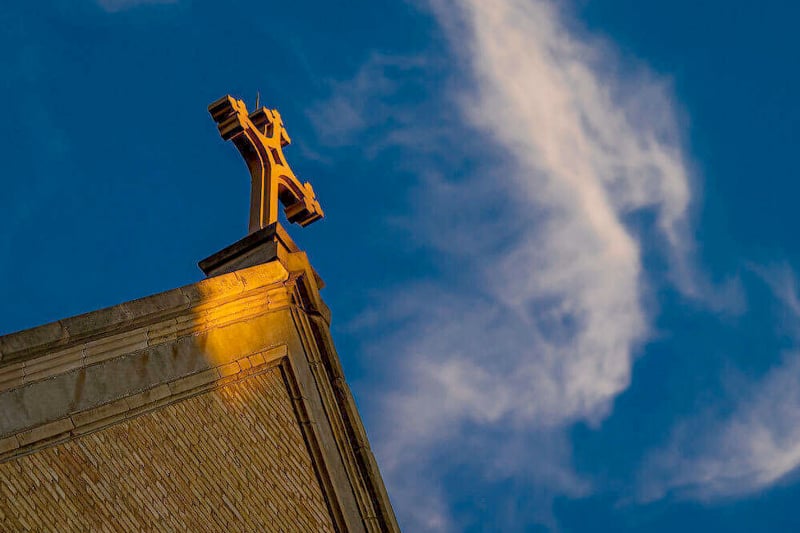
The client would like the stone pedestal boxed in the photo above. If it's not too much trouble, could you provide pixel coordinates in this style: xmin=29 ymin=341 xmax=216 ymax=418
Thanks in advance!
xmin=199 ymin=222 xmax=300 ymax=277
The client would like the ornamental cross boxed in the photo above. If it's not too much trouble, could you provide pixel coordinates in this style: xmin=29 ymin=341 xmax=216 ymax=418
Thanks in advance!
xmin=208 ymin=95 xmax=323 ymax=233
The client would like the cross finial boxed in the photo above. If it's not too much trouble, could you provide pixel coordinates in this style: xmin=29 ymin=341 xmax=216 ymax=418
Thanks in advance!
xmin=208 ymin=95 xmax=324 ymax=233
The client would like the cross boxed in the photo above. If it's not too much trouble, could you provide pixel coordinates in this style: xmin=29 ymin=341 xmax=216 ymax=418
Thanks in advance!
xmin=208 ymin=95 xmax=324 ymax=233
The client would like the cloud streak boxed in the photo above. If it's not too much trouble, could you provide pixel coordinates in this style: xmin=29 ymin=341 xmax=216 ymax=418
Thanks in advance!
xmin=95 ymin=0 xmax=177 ymax=13
xmin=641 ymin=265 xmax=800 ymax=501
xmin=314 ymin=0 xmax=698 ymax=529
xmin=342 ymin=1 xmax=698 ymax=529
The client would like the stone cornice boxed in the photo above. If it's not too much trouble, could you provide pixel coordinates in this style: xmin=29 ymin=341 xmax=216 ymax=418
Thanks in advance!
xmin=0 ymin=345 xmax=289 ymax=461
xmin=0 ymin=261 xmax=290 ymax=367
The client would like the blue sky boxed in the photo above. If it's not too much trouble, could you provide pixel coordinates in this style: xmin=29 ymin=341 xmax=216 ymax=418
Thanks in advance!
xmin=2 ymin=0 xmax=800 ymax=531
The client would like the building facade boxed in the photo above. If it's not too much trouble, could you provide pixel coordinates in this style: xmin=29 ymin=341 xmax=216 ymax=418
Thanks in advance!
xmin=0 ymin=224 xmax=398 ymax=532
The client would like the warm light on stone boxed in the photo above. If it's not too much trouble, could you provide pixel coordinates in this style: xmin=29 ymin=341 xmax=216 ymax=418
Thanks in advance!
xmin=0 ymin=96 xmax=397 ymax=532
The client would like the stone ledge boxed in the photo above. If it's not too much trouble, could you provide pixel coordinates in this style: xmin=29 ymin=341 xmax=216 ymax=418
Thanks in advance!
xmin=0 ymin=269 xmax=297 ymax=396
xmin=0 ymin=261 xmax=290 ymax=364
xmin=0 ymin=302 xmax=303 ymax=438
xmin=0 ymin=345 xmax=289 ymax=462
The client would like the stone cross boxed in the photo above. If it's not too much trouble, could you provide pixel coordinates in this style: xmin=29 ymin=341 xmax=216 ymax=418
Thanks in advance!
xmin=208 ymin=95 xmax=324 ymax=233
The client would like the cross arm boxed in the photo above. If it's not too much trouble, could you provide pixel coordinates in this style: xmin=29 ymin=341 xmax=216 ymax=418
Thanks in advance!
xmin=208 ymin=95 xmax=324 ymax=231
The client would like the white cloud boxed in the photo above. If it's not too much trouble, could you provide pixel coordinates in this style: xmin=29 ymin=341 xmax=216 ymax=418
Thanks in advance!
xmin=640 ymin=266 xmax=800 ymax=501
xmin=96 ymin=0 xmax=178 ymax=13
xmin=314 ymin=0 xmax=699 ymax=529
xmin=306 ymin=53 xmax=450 ymax=161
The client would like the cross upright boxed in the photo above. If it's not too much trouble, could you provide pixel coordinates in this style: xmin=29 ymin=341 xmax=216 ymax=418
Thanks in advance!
xmin=208 ymin=95 xmax=323 ymax=233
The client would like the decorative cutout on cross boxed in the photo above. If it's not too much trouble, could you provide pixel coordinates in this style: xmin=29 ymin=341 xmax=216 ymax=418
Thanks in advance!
xmin=208 ymin=95 xmax=324 ymax=233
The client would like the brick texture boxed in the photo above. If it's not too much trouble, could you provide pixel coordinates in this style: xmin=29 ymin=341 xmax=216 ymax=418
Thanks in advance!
xmin=0 ymin=366 xmax=336 ymax=532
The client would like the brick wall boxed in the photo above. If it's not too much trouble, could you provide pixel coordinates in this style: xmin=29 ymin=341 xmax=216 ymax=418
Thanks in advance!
xmin=0 ymin=365 xmax=335 ymax=532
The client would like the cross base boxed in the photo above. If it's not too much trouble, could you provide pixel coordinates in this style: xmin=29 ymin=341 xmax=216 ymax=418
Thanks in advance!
xmin=198 ymin=223 xmax=300 ymax=278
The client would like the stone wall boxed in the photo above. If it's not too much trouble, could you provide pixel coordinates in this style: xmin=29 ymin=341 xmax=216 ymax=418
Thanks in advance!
xmin=0 ymin=364 xmax=335 ymax=532
xmin=0 ymin=257 xmax=399 ymax=532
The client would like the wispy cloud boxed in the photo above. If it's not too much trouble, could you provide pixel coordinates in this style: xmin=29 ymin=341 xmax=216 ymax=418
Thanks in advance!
xmin=380 ymin=2 xmax=698 ymax=528
xmin=640 ymin=265 xmax=800 ymax=501
xmin=95 ymin=0 xmax=178 ymax=13
xmin=307 ymin=53 xmax=450 ymax=160
xmin=314 ymin=0 xmax=700 ymax=529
